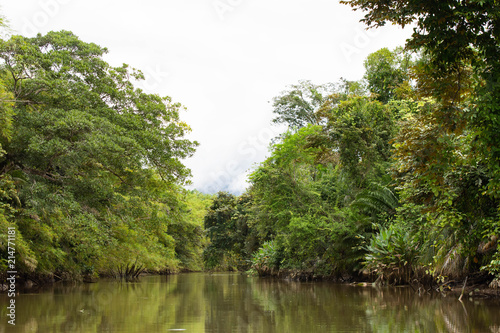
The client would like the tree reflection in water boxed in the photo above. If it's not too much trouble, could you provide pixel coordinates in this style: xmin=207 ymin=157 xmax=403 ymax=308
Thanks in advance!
xmin=1 ymin=273 xmax=499 ymax=333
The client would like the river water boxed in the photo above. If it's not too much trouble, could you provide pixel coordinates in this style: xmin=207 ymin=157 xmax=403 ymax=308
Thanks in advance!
xmin=1 ymin=273 xmax=500 ymax=332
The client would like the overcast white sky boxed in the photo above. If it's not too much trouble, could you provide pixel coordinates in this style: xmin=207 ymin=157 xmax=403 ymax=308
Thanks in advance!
xmin=1 ymin=0 xmax=413 ymax=194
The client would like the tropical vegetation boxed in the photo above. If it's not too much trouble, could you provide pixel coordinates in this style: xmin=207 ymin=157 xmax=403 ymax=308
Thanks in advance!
xmin=1 ymin=1 xmax=500 ymax=290
xmin=203 ymin=0 xmax=500 ymax=287
xmin=0 ymin=26 xmax=211 ymax=282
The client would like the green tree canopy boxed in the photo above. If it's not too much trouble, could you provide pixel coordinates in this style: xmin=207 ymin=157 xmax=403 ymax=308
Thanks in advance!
xmin=363 ymin=47 xmax=413 ymax=103
xmin=271 ymin=79 xmax=366 ymax=130
xmin=341 ymin=0 xmax=500 ymax=197
xmin=0 ymin=31 xmax=199 ymax=279
xmin=1 ymin=31 xmax=196 ymax=187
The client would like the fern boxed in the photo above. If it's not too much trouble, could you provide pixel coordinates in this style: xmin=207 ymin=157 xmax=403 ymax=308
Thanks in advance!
xmin=351 ymin=183 xmax=399 ymax=219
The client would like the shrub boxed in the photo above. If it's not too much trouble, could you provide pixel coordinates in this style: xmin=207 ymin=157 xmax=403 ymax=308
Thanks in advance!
xmin=364 ymin=224 xmax=420 ymax=285
xmin=251 ymin=241 xmax=281 ymax=276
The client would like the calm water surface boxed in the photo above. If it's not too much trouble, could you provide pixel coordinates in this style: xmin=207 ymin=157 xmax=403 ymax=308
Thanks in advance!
xmin=1 ymin=273 xmax=500 ymax=332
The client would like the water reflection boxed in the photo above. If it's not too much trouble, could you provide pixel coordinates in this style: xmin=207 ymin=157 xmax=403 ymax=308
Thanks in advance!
xmin=0 ymin=273 xmax=499 ymax=332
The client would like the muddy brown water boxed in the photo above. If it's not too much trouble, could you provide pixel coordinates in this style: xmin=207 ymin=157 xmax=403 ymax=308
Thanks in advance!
xmin=1 ymin=273 xmax=500 ymax=332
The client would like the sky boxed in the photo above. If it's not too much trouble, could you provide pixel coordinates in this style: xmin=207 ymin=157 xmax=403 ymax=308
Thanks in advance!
xmin=0 ymin=0 xmax=413 ymax=194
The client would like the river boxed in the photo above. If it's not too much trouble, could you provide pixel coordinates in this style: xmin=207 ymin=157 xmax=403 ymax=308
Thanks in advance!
xmin=1 ymin=273 xmax=500 ymax=332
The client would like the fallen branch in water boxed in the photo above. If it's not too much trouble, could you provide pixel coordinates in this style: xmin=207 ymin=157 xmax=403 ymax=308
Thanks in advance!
xmin=459 ymin=276 xmax=468 ymax=301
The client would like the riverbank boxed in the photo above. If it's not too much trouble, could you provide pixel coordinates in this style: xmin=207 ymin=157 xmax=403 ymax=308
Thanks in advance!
xmin=0 ymin=269 xmax=179 ymax=293
xmin=3 ymin=269 xmax=500 ymax=299
xmin=252 ymin=268 xmax=500 ymax=299
xmin=446 ymin=279 xmax=500 ymax=299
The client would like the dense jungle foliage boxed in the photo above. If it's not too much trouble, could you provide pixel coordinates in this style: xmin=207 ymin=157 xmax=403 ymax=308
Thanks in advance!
xmin=203 ymin=1 xmax=500 ymax=287
xmin=2 ymin=1 xmax=500 ymax=289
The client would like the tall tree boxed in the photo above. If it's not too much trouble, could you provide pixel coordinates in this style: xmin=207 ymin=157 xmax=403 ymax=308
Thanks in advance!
xmin=271 ymin=80 xmax=340 ymax=129
xmin=318 ymin=96 xmax=395 ymax=188
xmin=0 ymin=31 xmax=198 ymax=279
xmin=363 ymin=47 xmax=413 ymax=103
